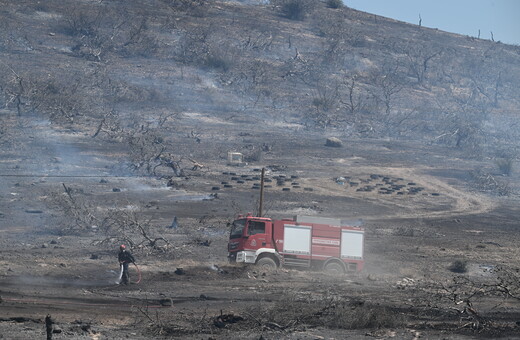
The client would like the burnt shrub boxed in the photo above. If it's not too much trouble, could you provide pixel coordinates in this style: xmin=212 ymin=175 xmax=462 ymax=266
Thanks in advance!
xmin=449 ymin=260 xmax=468 ymax=273
xmin=342 ymin=305 xmax=405 ymax=329
xmin=273 ymin=0 xmax=316 ymax=21
xmin=327 ymin=0 xmax=343 ymax=9
xmin=250 ymin=293 xmax=405 ymax=330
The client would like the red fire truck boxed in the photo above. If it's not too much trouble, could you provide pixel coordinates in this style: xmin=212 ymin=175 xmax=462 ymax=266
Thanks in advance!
xmin=228 ymin=214 xmax=364 ymax=273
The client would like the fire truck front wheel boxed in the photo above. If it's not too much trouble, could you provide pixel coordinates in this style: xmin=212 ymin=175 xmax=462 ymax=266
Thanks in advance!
xmin=256 ymin=257 xmax=277 ymax=270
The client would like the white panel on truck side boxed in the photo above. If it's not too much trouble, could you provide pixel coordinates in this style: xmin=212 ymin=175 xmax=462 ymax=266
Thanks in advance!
xmin=283 ymin=225 xmax=311 ymax=254
xmin=341 ymin=230 xmax=364 ymax=259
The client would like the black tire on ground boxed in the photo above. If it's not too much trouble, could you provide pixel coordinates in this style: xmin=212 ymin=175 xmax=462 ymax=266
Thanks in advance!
xmin=256 ymin=257 xmax=277 ymax=270
xmin=324 ymin=262 xmax=344 ymax=274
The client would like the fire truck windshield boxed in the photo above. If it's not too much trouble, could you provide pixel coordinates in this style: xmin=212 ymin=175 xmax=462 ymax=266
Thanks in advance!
xmin=230 ymin=219 xmax=246 ymax=239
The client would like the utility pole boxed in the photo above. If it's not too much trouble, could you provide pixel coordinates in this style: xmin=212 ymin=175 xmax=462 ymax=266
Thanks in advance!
xmin=258 ymin=168 xmax=265 ymax=217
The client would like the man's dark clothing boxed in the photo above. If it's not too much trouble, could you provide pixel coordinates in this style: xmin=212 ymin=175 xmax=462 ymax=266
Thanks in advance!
xmin=118 ymin=250 xmax=135 ymax=284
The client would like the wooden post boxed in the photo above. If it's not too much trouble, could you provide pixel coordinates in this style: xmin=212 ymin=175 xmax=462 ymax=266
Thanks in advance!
xmin=45 ymin=315 xmax=53 ymax=340
xmin=258 ymin=168 xmax=265 ymax=217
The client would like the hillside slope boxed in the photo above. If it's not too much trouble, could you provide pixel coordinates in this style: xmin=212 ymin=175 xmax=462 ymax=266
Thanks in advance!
xmin=1 ymin=0 xmax=519 ymax=149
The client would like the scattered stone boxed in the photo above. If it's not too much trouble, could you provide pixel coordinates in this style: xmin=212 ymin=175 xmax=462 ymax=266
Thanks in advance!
xmin=396 ymin=277 xmax=416 ymax=289
xmin=199 ymin=240 xmax=211 ymax=246
xmin=325 ymin=137 xmax=342 ymax=147
xmin=41 ymin=243 xmax=48 ymax=248
xmin=50 ymin=240 xmax=58 ymax=244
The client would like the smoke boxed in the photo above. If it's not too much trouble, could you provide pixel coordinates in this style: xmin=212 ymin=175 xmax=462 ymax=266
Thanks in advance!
xmin=11 ymin=273 xmax=118 ymax=288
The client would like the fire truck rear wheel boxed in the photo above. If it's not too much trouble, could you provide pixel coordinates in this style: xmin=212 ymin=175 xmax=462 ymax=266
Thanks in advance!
xmin=256 ymin=257 xmax=277 ymax=270
xmin=324 ymin=262 xmax=345 ymax=274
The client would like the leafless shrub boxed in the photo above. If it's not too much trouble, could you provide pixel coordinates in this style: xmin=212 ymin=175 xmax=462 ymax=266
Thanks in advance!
xmin=430 ymin=88 xmax=489 ymax=156
xmin=492 ymin=265 xmax=520 ymax=300
xmin=177 ymin=26 xmax=211 ymax=65
xmin=368 ymin=63 xmax=404 ymax=115
xmin=120 ymin=18 xmax=161 ymax=57
xmin=101 ymin=208 xmax=170 ymax=251
xmin=62 ymin=6 xmax=121 ymax=61
xmin=29 ymin=77 xmax=87 ymax=124
xmin=49 ymin=184 xmax=170 ymax=251
xmin=340 ymin=73 xmax=370 ymax=116
xmin=60 ymin=4 xmax=162 ymax=61
xmin=316 ymin=17 xmax=365 ymax=65
xmin=49 ymin=184 xmax=98 ymax=232
xmin=140 ymin=308 xmax=172 ymax=336
xmin=394 ymin=39 xmax=443 ymax=85
xmin=418 ymin=266 xmax=520 ymax=333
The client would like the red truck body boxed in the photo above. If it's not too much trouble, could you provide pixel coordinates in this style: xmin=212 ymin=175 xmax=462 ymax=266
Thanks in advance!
xmin=228 ymin=214 xmax=364 ymax=273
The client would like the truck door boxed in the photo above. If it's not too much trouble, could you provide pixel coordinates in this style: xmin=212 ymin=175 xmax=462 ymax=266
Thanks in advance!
xmin=246 ymin=220 xmax=269 ymax=250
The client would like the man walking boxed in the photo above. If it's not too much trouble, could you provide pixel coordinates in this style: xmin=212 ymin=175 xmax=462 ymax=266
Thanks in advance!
xmin=118 ymin=244 xmax=136 ymax=285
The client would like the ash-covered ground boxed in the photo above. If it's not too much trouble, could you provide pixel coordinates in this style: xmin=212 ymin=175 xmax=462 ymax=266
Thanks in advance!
xmin=1 ymin=116 xmax=519 ymax=339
